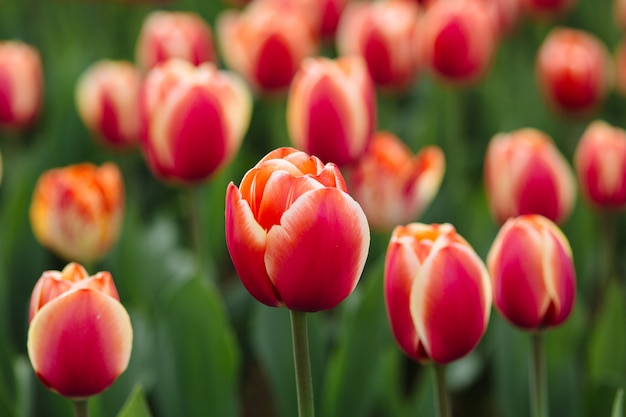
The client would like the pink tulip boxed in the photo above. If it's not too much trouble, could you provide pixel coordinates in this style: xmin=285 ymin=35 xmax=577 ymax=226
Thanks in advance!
xmin=385 ymin=223 xmax=491 ymax=364
xmin=28 ymin=262 xmax=133 ymax=398
xmin=487 ymin=214 xmax=575 ymax=329
xmin=225 ymin=147 xmax=370 ymax=312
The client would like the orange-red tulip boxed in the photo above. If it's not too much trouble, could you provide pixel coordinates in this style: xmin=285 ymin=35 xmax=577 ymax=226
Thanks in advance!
xmin=225 ymin=147 xmax=370 ymax=312
xmin=30 ymin=163 xmax=124 ymax=264
xmin=385 ymin=223 xmax=491 ymax=364
xmin=487 ymin=214 xmax=575 ymax=330
xmin=28 ymin=262 xmax=132 ymax=398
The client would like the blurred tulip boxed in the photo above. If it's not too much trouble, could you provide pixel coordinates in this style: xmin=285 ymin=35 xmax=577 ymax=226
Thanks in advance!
xmin=484 ymin=128 xmax=576 ymax=225
xmin=521 ymin=0 xmax=576 ymax=18
xmin=616 ymin=0 xmax=626 ymax=31
xmin=536 ymin=27 xmax=612 ymax=116
xmin=225 ymin=147 xmax=370 ymax=312
xmin=30 ymin=163 xmax=124 ymax=264
xmin=139 ymin=59 xmax=252 ymax=184
xmin=216 ymin=0 xmax=319 ymax=93
xmin=135 ymin=11 xmax=216 ymax=72
xmin=487 ymin=214 xmax=575 ymax=330
xmin=421 ymin=0 xmax=497 ymax=86
xmin=346 ymin=132 xmax=445 ymax=231
xmin=385 ymin=223 xmax=491 ymax=364
xmin=28 ymin=262 xmax=132 ymax=398
xmin=287 ymin=55 xmax=376 ymax=166
xmin=0 ymin=40 xmax=43 ymax=130
xmin=336 ymin=0 xmax=421 ymax=90
xmin=470 ymin=0 xmax=522 ymax=36
xmin=614 ymin=38 xmax=626 ymax=96
xmin=574 ymin=120 xmax=626 ymax=210
xmin=75 ymin=60 xmax=141 ymax=150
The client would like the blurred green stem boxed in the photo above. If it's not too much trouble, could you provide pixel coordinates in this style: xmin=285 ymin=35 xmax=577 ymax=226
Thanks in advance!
xmin=72 ymin=399 xmax=89 ymax=417
xmin=530 ymin=331 xmax=548 ymax=417
xmin=434 ymin=364 xmax=450 ymax=417
xmin=290 ymin=310 xmax=315 ymax=417
xmin=185 ymin=186 xmax=208 ymax=278
xmin=592 ymin=213 xmax=618 ymax=318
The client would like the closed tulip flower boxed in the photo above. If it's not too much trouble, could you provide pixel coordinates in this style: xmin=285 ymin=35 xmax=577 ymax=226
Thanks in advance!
xmin=225 ymin=147 xmax=370 ymax=312
xmin=30 ymin=163 xmax=124 ymax=264
xmin=484 ymin=128 xmax=576 ymax=225
xmin=0 ymin=40 xmax=43 ymax=129
xmin=487 ymin=214 xmax=575 ymax=329
xmin=287 ymin=55 xmax=376 ymax=167
xmin=139 ymin=59 xmax=252 ymax=184
xmin=28 ymin=262 xmax=132 ymax=398
xmin=135 ymin=11 xmax=217 ymax=72
xmin=385 ymin=223 xmax=491 ymax=364
xmin=574 ymin=120 xmax=626 ymax=210
xmin=346 ymin=132 xmax=445 ymax=231
xmin=75 ymin=60 xmax=141 ymax=149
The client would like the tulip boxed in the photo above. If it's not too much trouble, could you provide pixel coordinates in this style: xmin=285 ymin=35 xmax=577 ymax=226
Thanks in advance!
xmin=470 ymin=0 xmax=522 ymax=36
xmin=225 ymin=147 xmax=370 ymax=312
xmin=615 ymin=0 xmax=626 ymax=32
xmin=216 ymin=0 xmax=319 ymax=93
xmin=346 ymin=132 xmax=445 ymax=231
xmin=30 ymin=162 xmax=124 ymax=264
xmin=287 ymin=55 xmax=376 ymax=167
xmin=574 ymin=120 xmax=626 ymax=210
xmin=0 ymin=40 xmax=43 ymax=130
xmin=384 ymin=223 xmax=491 ymax=364
xmin=75 ymin=60 xmax=141 ymax=150
xmin=521 ymin=0 xmax=576 ymax=18
xmin=336 ymin=0 xmax=421 ymax=90
xmin=484 ymin=128 xmax=576 ymax=225
xmin=135 ymin=11 xmax=216 ymax=72
xmin=614 ymin=38 xmax=626 ymax=97
xmin=139 ymin=59 xmax=252 ymax=184
xmin=536 ymin=27 xmax=612 ymax=116
xmin=28 ymin=262 xmax=133 ymax=399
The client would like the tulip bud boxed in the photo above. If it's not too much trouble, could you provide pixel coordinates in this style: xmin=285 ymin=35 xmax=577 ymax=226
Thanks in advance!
xmin=139 ymin=59 xmax=252 ymax=184
xmin=615 ymin=0 xmax=626 ymax=32
xmin=346 ymin=132 xmax=445 ymax=231
xmin=287 ymin=55 xmax=376 ymax=167
xmin=336 ymin=0 xmax=422 ymax=90
xmin=75 ymin=60 xmax=141 ymax=150
xmin=28 ymin=262 xmax=133 ymax=398
xmin=536 ymin=27 xmax=612 ymax=116
xmin=225 ymin=147 xmax=370 ymax=312
xmin=30 ymin=163 xmax=124 ymax=264
xmin=574 ymin=120 xmax=626 ymax=210
xmin=0 ymin=41 xmax=43 ymax=130
xmin=521 ymin=0 xmax=576 ymax=19
xmin=484 ymin=128 xmax=576 ymax=225
xmin=135 ymin=11 xmax=216 ymax=72
xmin=469 ymin=0 xmax=522 ymax=36
xmin=385 ymin=223 xmax=491 ymax=364
xmin=487 ymin=214 xmax=575 ymax=330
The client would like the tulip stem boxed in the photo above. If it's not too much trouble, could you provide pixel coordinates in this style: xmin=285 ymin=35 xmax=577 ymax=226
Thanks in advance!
xmin=530 ymin=331 xmax=548 ymax=417
xmin=186 ymin=186 xmax=208 ymax=278
xmin=434 ymin=364 xmax=451 ymax=417
xmin=290 ymin=310 xmax=315 ymax=417
xmin=72 ymin=399 xmax=89 ymax=417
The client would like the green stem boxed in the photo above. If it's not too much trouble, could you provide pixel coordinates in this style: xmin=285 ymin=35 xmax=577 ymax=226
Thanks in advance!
xmin=434 ymin=364 xmax=451 ymax=417
xmin=72 ymin=399 xmax=89 ymax=417
xmin=185 ymin=186 xmax=208 ymax=278
xmin=530 ymin=331 xmax=548 ymax=417
xmin=290 ymin=310 xmax=315 ymax=417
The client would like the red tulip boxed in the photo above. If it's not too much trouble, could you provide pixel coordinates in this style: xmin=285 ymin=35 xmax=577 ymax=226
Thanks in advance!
xmin=139 ymin=59 xmax=252 ymax=184
xmin=225 ymin=147 xmax=370 ymax=312
xmin=75 ymin=60 xmax=141 ymax=149
xmin=346 ymin=132 xmax=445 ymax=231
xmin=521 ymin=0 xmax=576 ymax=18
xmin=385 ymin=223 xmax=491 ymax=364
xmin=487 ymin=214 xmax=575 ymax=330
xmin=287 ymin=55 xmax=376 ymax=167
xmin=28 ymin=262 xmax=133 ymax=398
xmin=484 ymin=128 xmax=576 ymax=225
xmin=574 ymin=120 xmax=626 ymax=210
xmin=0 ymin=40 xmax=43 ymax=130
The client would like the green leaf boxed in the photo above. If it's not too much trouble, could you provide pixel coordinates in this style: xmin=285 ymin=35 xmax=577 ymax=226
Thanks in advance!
xmin=115 ymin=386 xmax=152 ymax=417
xmin=612 ymin=389 xmax=624 ymax=417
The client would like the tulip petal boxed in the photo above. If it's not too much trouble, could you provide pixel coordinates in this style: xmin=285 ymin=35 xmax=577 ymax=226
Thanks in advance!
xmin=541 ymin=229 xmax=576 ymax=326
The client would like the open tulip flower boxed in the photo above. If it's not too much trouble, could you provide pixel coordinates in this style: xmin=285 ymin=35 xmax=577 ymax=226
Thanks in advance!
xmin=30 ymin=162 xmax=124 ymax=265
xmin=28 ymin=262 xmax=133 ymax=400
xmin=346 ymin=132 xmax=445 ymax=231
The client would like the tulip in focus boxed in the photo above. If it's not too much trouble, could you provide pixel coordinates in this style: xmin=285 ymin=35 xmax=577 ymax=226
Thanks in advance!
xmin=484 ymin=128 xmax=576 ymax=225
xmin=536 ymin=27 xmax=612 ymax=116
xmin=385 ymin=223 xmax=492 ymax=364
xmin=135 ymin=11 xmax=216 ymax=72
xmin=75 ymin=60 xmax=141 ymax=149
xmin=346 ymin=132 xmax=445 ymax=231
xmin=28 ymin=262 xmax=132 ymax=398
xmin=487 ymin=214 xmax=575 ymax=330
xmin=225 ymin=147 xmax=370 ymax=312
xmin=287 ymin=55 xmax=376 ymax=167
xmin=139 ymin=59 xmax=252 ymax=184
xmin=521 ymin=0 xmax=576 ymax=18
xmin=0 ymin=40 xmax=43 ymax=130
xmin=574 ymin=120 xmax=626 ymax=210
xmin=30 ymin=162 xmax=124 ymax=264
